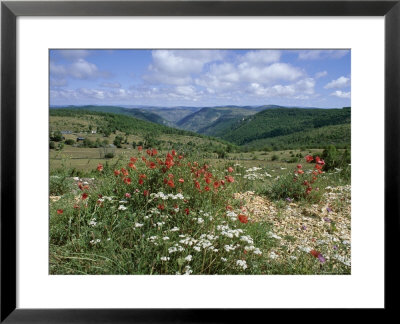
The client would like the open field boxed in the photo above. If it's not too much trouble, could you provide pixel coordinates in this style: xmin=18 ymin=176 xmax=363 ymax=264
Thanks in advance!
xmin=50 ymin=146 xmax=328 ymax=172
xmin=50 ymin=145 xmax=351 ymax=275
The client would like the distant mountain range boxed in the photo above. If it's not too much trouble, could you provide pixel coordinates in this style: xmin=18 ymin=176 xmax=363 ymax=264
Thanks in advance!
xmin=50 ymin=105 xmax=351 ymax=149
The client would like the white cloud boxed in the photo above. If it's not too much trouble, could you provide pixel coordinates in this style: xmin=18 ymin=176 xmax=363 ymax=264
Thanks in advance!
xmin=50 ymin=78 xmax=68 ymax=87
xmin=50 ymin=59 xmax=109 ymax=80
xmin=315 ymin=71 xmax=328 ymax=79
xmin=239 ymin=50 xmax=281 ymax=65
xmin=50 ymin=61 xmax=67 ymax=78
xmin=175 ymin=86 xmax=196 ymax=96
xmin=324 ymin=76 xmax=351 ymax=89
xmin=195 ymin=61 xmax=303 ymax=94
xmin=142 ymin=73 xmax=192 ymax=86
xmin=142 ymin=50 xmax=226 ymax=86
xmin=56 ymin=50 xmax=91 ymax=60
xmin=69 ymin=59 xmax=107 ymax=79
xmin=330 ymin=90 xmax=351 ymax=99
xmin=298 ymin=50 xmax=349 ymax=60
xmin=247 ymin=78 xmax=315 ymax=98
xmin=239 ymin=62 xmax=303 ymax=83
xmin=100 ymin=82 xmax=121 ymax=88
xmin=147 ymin=50 xmax=224 ymax=76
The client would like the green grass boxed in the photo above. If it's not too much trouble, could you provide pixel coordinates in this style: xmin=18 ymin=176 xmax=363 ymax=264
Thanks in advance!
xmin=49 ymin=147 xmax=350 ymax=275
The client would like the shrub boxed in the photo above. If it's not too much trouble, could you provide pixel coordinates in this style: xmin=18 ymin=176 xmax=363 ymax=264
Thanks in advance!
xmin=105 ymin=153 xmax=115 ymax=159
xmin=113 ymin=136 xmax=123 ymax=148
xmin=49 ymin=141 xmax=56 ymax=149
xmin=50 ymin=131 xmax=63 ymax=142
xmin=65 ymin=139 xmax=75 ymax=145
xmin=215 ymin=149 xmax=226 ymax=159
xmin=321 ymin=145 xmax=351 ymax=172
xmin=49 ymin=175 xmax=70 ymax=196
xmin=266 ymin=163 xmax=324 ymax=202
xmin=271 ymin=154 xmax=278 ymax=161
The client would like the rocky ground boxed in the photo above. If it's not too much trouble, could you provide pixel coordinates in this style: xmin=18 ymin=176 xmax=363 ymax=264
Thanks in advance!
xmin=233 ymin=185 xmax=351 ymax=268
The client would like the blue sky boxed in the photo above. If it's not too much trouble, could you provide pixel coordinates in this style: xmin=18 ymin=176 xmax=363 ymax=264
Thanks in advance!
xmin=49 ymin=49 xmax=351 ymax=108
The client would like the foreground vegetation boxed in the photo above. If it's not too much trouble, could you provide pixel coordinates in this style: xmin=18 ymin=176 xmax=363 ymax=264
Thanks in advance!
xmin=49 ymin=108 xmax=351 ymax=275
xmin=50 ymin=145 xmax=351 ymax=275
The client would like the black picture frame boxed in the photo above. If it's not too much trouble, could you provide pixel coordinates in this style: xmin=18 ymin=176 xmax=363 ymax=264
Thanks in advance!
xmin=1 ymin=0 xmax=399 ymax=322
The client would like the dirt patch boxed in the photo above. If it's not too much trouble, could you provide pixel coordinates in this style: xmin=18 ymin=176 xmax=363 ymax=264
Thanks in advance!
xmin=233 ymin=185 xmax=351 ymax=267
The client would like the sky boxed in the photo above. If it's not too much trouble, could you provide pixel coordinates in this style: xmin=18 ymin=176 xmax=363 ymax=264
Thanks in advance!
xmin=49 ymin=49 xmax=351 ymax=108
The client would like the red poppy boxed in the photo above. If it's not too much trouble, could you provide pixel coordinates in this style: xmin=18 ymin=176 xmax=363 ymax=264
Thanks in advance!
xmin=130 ymin=157 xmax=138 ymax=163
xmin=138 ymin=178 xmax=144 ymax=185
xmin=194 ymin=181 xmax=200 ymax=190
xmin=310 ymin=250 xmax=320 ymax=258
xmin=168 ymin=173 xmax=174 ymax=179
xmin=238 ymin=214 xmax=248 ymax=224
xmin=121 ymin=168 xmax=129 ymax=176
xmin=226 ymin=176 xmax=235 ymax=183
xmin=128 ymin=162 xmax=136 ymax=170
xmin=148 ymin=162 xmax=156 ymax=169
xmin=124 ymin=177 xmax=132 ymax=185
xmin=213 ymin=181 xmax=220 ymax=189
xmin=146 ymin=149 xmax=152 ymax=156
xmin=82 ymin=193 xmax=88 ymax=200
xmin=114 ymin=170 xmax=120 ymax=176
xmin=125 ymin=193 xmax=131 ymax=198
xmin=204 ymin=186 xmax=210 ymax=191
xmin=158 ymin=204 xmax=165 ymax=210
xmin=97 ymin=164 xmax=103 ymax=172
xmin=139 ymin=174 xmax=147 ymax=179
xmin=137 ymin=146 xmax=143 ymax=151
xmin=179 ymin=178 xmax=184 ymax=183
xmin=178 ymin=155 xmax=183 ymax=160
xmin=152 ymin=148 xmax=158 ymax=156
xmin=142 ymin=156 xmax=147 ymax=162
xmin=205 ymin=177 xmax=212 ymax=184
xmin=297 ymin=169 xmax=304 ymax=175
xmin=303 ymin=180 xmax=309 ymax=186
xmin=226 ymin=205 xmax=233 ymax=210
xmin=317 ymin=159 xmax=325 ymax=166
xmin=185 ymin=208 xmax=190 ymax=215
xmin=143 ymin=190 xmax=149 ymax=196
xmin=56 ymin=209 xmax=63 ymax=214
xmin=171 ymin=150 xmax=176 ymax=156
xmin=305 ymin=155 xmax=314 ymax=163
xmin=297 ymin=164 xmax=302 ymax=169
xmin=315 ymin=164 xmax=322 ymax=170
xmin=167 ymin=179 xmax=175 ymax=188
xmin=228 ymin=167 xmax=234 ymax=173
xmin=220 ymin=180 xmax=225 ymax=186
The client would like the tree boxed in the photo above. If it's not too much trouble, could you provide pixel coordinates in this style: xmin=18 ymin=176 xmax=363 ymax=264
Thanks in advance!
xmin=50 ymin=131 xmax=63 ymax=142
xmin=113 ymin=135 xmax=123 ymax=148
xmin=321 ymin=145 xmax=339 ymax=171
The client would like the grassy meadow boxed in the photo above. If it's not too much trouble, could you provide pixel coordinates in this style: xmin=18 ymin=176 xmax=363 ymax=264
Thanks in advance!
xmin=49 ymin=110 xmax=351 ymax=275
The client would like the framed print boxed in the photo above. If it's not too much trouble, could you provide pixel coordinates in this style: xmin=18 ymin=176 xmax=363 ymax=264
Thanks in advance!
xmin=1 ymin=0 xmax=399 ymax=321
